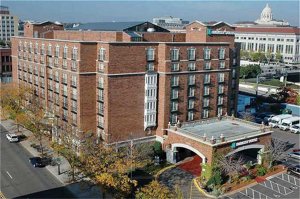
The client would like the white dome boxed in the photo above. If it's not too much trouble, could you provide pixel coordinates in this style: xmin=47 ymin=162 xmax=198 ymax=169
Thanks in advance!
xmin=260 ymin=4 xmax=273 ymax=22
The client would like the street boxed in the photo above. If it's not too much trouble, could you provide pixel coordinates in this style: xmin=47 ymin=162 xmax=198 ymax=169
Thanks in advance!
xmin=0 ymin=124 xmax=74 ymax=198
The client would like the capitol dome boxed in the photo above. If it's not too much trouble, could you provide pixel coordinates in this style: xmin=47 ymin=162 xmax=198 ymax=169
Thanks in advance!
xmin=260 ymin=4 xmax=273 ymax=22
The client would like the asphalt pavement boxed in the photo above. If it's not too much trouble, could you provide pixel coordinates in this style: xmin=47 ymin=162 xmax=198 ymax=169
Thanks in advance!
xmin=0 ymin=124 xmax=74 ymax=199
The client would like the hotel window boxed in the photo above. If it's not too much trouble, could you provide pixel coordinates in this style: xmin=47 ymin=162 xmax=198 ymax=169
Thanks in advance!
xmin=188 ymin=62 xmax=196 ymax=71
xmin=55 ymin=45 xmax=60 ymax=57
xmin=187 ymin=48 xmax=196 ymax=61
xmin=188 ymin=75 xmax=195 ymax=85
xmin=204 ymin=48 xmax=211 ymax=60
xmin=24 ymin=41 xmax=27 ymax=52
xmin=63 ymin=46 xmax=68 ymax=59
xmin=171 ymin=76 xmax=179 ymax=87
xmin=204 ymin=74 xmax=210 ymax=84
xmin=72 ymin=47 xmax=78 ymax=60
xmin=98 ymin=76 xmax=104 ymax=88
xmin=98 ymin=102 xmax=104 ymax=114
xmin=63 ymin=109 xmax=68 ymax=120
xmin=71 ymin=75 xmax=77 ymax=87
xmin=188 ymin=87 xmax=195 ymax=97
xmin=62 ymin=73 xmax=67 ymax=84
xmin=219 ymin=61 xmax=225 ymax=69
xmin=54 ymin=58 xmax=59 ymax=67
xmin=72 ymin=113 xmax=77 ymax=124
xmin=41 ymin=44 xmax=45 ymax=55
xmin=267 ymin=44 xmax=274 ymax=53
xmin=232 ymin=69 xmax=236 ymax=78
xmin=170 ymin=48 xmax=179 ymax=61
xmin=217 ymin=107 xmax=223 ymax=116
xmin=61 ymin=59 xmax=67 ymax=69
xmin=18 ymin=41 xmax=22 ymax=51
xmin=204 ymin=86 xmax=210 ymax=96
xmin=48 ymin=44 xmax=52 ymax=56
xmin=147 ymin=62 xmax=154 ymax=71
xmin=98 ymin=89 xmax=104 ymax=101
xmin=218 ymin=73 xmax=225 ymax=83
xmin=171 ymin=101 xmax=178 ymax=111
xmin=204 ymin=61 xmax=211 ymax=70
xmin=218 ymin=96 xmax=224 ymax=105
xmin=218 ymin=85 xmax=224 ymax=94
xmin=188 ymin=111 xmax=194 ymax=121
xmin=72 ymin=88 xmax=77 ymax=100
xmin=171 ymin=89 xmax=178 ymax=99
xmin=63 ymin=85 xmax=68 ymax=96
xmin=29 ymin=42 xmax=33 ymax=53
xmin=55 ymin=71 xmax=59 ymax=82
xmin=203 ymin=98 xmax=209 ymax=107
xmin=146 ymin=48 xmax=155 ymax=61
xmin=202 ymin=109 xmax=209 ymax=119
xmin=171 ymin=63 xmax=179 ymax=71
xmin=188 ymin=99 xmax=194 ymax=109
xmin=171 ymin=113 xmax=177 ymax=124
xmin=99 ymin=48 xmax=105 ymax=61
xmin=34 ymin=43 xmax=38 ymax=54
xmin=72 ymin=101 xmax=77 ymax=112
xmin=55 ymin=82 xmax=59 ymax=93
xmin=98 ymin=115 xmax=104 ymax=127
xmin=219 ymin=48 xmax=225 ymax=60
xmin=98 ymin=62 xmax=104 ymax=72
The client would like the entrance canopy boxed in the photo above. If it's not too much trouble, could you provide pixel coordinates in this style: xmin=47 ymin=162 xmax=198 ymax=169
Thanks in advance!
xmin=166 ymin=116 xmax=272 ymax=147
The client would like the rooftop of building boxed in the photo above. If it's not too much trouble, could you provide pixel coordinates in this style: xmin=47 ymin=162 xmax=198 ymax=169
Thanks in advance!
xmin=68 ymin=21 xmax=170 ymax=32
xmin=167 ymin=116 xmax=272 ymax=146
xmin=235 ymin=26 xmax=300 ymax=34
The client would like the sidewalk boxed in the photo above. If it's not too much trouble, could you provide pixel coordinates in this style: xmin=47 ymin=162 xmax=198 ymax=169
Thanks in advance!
xmin=1 ymin=119 xmax=103 ymax=198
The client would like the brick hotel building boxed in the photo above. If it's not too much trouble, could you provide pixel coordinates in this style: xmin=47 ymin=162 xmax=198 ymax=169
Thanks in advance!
xmin=11 ymin=21 xmax=240 ymax=144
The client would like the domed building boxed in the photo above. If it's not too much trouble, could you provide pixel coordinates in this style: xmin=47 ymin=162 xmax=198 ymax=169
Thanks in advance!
xmin=255 ymin=4 xmax=289 ymax=26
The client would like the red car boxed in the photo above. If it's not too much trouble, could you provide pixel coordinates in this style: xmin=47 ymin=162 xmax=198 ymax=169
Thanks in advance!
xmin=292 ymin=149 xmax=300 ymax=152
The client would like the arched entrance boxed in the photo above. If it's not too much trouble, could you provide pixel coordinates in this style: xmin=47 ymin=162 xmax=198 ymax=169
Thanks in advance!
xmin=226 ymin=144 xmax=264 ymax=165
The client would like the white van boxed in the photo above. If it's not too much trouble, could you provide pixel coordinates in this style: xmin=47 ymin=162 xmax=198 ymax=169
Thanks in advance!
xmin=279 ymin=117 xmax=300 ymax=131
xmin=290 ymin=124 xmax=300 ymax=134
xmin=269 ymin=114 xmax=292 ymax=128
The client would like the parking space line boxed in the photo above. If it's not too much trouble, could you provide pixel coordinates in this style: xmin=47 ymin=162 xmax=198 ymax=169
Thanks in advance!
xmin=275 ymin=176 xmax=300 ymax=187
xmin=238 ymin=191 xmax=252 ymax=199
xmin=247 ymin=187 xmax=274 ymax=199
xmin=260 ymin=179 xmax=292 ymax=195
xmin=276 ymin=173 xmax=300 ymax=187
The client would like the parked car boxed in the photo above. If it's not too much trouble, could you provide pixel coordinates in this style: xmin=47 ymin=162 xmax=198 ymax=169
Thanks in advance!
xmin=6 ymin=133 xmax=19 ymax=142
xmin=292 ymin=149 xmax=300 ymax=153
xmin=290 ymin=124 xmax=300 ymax=134
xmin=269 ymin=114 xmax=292 ymax=128
xmin=279 ymin=117 xmax=300 ymax=131
xmin=288 ymin=152 xmax=300 ymax=160
xmin=263 ymin=114 xmax=276 ymax=125
xmin=287 ymin=165 xmax=300 ymax=177
xmin=29 ymin=157 xmax=45 ymax=167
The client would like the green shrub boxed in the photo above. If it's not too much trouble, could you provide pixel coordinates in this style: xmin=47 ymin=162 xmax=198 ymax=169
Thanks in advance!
xmin=152 ymin=141 xmax=163 ymax=157
xmin=207 ymin=170 xmax=222 ymax=187
xmin=257 ymin=166 xmax=267 ymax=176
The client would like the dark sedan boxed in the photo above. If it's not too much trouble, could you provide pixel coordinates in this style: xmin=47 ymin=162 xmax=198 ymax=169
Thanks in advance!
xmin=29 ymin=157 xmax=45 ymax=167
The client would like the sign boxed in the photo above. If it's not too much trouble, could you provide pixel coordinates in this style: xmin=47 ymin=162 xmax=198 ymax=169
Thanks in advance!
xmin=211 ymin=30 xmax=235 ymax=35
xmin=231 ymin=138 xmax=258 ymax=149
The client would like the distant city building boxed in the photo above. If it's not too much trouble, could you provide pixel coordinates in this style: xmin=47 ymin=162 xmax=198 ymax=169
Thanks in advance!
xmin=235 ymin=26 xmax=300 ymax=66
xmin=255 ymin=4 xmax=289 ymax=26
xmin=18 ymin=20 xmax=25 ymax=36
xmin=0 ymin=6 xmax=19 ymax=42
xmin=12 ymin=21 xmax=239 ymax=148
xmin=0 ymin=47 xmax=12 ymax=83
xmin=234 ymin=4 xmax=299 ymax=66
xmin=153 ymin=16 xmax=189 ymax=32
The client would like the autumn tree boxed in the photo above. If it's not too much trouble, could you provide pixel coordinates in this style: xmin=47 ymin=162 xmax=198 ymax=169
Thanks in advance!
xmin=135 ymin=180 xmax=174 ymax=199
xmin=0 ymin=82 xmax=32 ymax=134
xmin=52 ymin=123 xmax=84 ymax=182
xmin=264 ymin=138 xmax=289 ymax=169
xmin=81 ymin=138 xmax=153 ymax=198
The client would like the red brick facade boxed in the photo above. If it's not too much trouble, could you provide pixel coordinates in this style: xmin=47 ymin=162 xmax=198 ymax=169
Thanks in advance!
xmin=11 ymin=21 xmax=240 ymax=144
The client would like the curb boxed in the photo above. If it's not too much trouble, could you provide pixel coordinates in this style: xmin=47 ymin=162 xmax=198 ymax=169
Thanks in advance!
xmin=192 ymin=178 xmax=216 ymax=198
xmin=155 ymin=165 xmax=176 ymax=180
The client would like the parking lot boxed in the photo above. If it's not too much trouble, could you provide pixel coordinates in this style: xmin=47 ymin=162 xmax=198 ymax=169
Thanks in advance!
xmin=225 ymin=173 xmax=300 ymax=199
xmin=271 ymin=128 xmax=299 ymax=152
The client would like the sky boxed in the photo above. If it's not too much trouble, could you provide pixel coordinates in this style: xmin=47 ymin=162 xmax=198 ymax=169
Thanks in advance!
xmin=2 ymin=0 xmax=299 ymax=26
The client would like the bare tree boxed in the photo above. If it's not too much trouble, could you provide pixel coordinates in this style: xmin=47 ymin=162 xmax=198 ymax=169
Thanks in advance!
xmin=217 ymin=155 xmax=244 ymax=182
xmin=265 ymin=138 xmax=289 ymax=169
